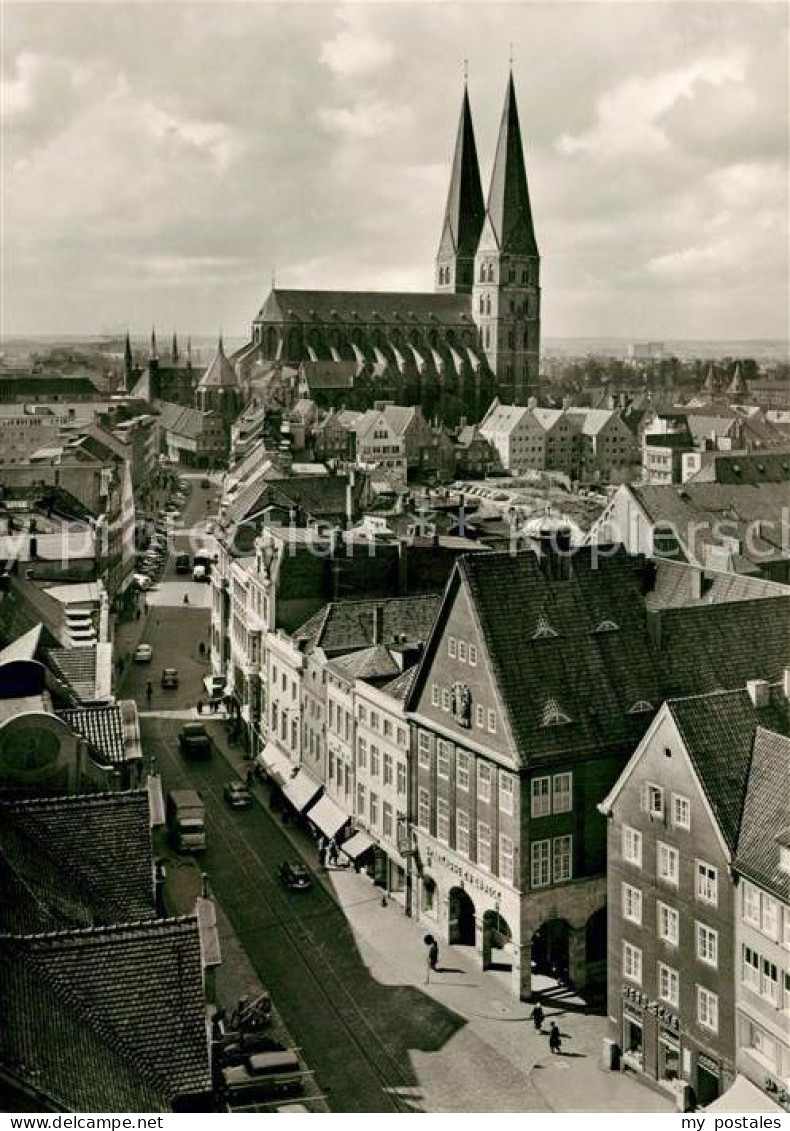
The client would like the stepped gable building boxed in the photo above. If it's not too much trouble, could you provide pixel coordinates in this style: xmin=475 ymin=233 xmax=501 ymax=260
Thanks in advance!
xmin=236 ymin=73 xmax=541 ymax=423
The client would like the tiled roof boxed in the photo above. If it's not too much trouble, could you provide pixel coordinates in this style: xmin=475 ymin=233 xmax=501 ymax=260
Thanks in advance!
xmin=0 ymin=917 xmax=210 ymax=1111
xmin=256 ymin=288 xmax=474 ymax=327
xmin=0 ymin=790 xmax=155 ymax=933
xmin=668 ymin=690 xmax=757 ymax=853
xmin=327 ymin=644 xmax=402 ymax=683
xmin=736 ymin=726 xmax=790 ymax=901
xmin=198 ymin=338 xmax=239 ymax=389
xmin=155 ymin=400 xmax=209 ymax=440
xmin=46 ymin=646 xmax=98 ymax=701
xmin=58 ymin=701 xmax=142 ymax=765
xmin=647 ymin=560 xmax=790 ymax=610
xmin=381 ymin=664 xmax=418 ymax=702
xmin=294 ymin=594 xmax=441 ymax=656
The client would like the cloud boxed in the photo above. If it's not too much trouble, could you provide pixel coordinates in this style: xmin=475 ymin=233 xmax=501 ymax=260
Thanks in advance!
xmin=557 ymin=53 xmax=747 ymax=158
xmin=320 ymin=11 xmax=395 ymax=78
xmin=318 ymin=98 xmax=412 ymax=140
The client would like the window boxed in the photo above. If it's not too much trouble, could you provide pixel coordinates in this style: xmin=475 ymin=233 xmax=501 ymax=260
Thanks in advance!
xmin=417 ymin=787 xmax=430 ymax=830
xmin=499 ymin=771 xmax=515 ymax=815
xmin=437 ymin=740 xmax=450 ymax=780
xmin=657 ymin=842 xmax=679 ymax=886
xmin=441 ymin=689 xmax=451 ymax=712
xmin=397 ymin=727 xmax=406 ymax=747
xmin=369 ymin=792 xmax=379 ymax=827
xmin=658 ymin=902 xmax=679 ymax=946
xmin=762 ymin=958 xmax=779 ymax=1005
xmin=643 ymin=783 xmax=664 ymax=818
xmin=358 ymin=704 xmax=367 ymax=723
xmin=553 ymin=772 xmax=572 ymax=813
xmin=357 ymin=736 xmax=367 ymax=768
xmin=357 ymin=783 xmax=366 ymax=816
xmin=500 ymin=835 xmax=514 ymax=883
xmin=397 ymin=763 xmax=406 ymax=795
xmin=743 ymin=945 xmax=760 ymax=992
xmin=468 ymin=644 xmax=478 ymax=666
xmin=553 ymin=835 xmax=572 ymax=882
xmin=448 ymin=636 xmax=457 ymax=659
xmin=370 ymin=746 xmax=380 ymax=777
xmin=532 ymin=776 xmax=551 ymax=818
xmin=743 ymin=882 xmax=761 ymax=927
xmin=762 ymin=893 xmax=780 ymax=940
xmin=436 ymin=798 xmax=449 ymax=843
xmin=456 ymin=809 xmax=470 ymax=856
xmin=475 ymin=704 xmax=485 ymax=728
xmin=383 ymin=753 xmax=393 ymax=787
xmin=383 ymin=719 xmax=393 ymax=739
xmin=671 ymin=793 xmax=691 ymax=830
xmin=531 ymin=839 xmax=550 ymax=887
xmin=658 ymin=963 xmax=679 ymax=1007
xmin=458 ymin=640 xmax=467 ymax=663
xmin=623 ymin=941 xmax=642 ymax=985
xmin=487 ymin=709 xmax=497 ymax=734
xmin=369 ymin=711 xmax=379 ymax=731
xmin=696 ymin=861 xmax=717 ymax=906
xmin=477 ymin=822 xmax=491 ymax=870
xmin=477 ymin=763 xmax=492 ymax=804
xmin=456 ymin=751 xmax=470 ymax=792
xmin=696 ymin=923 xmax=718 ymax=968
xmin=431 ymin=684 xmax=440 ymax=707
xmin=697 ymin=986 xmax=718 ymax=1033
xmin=623 ymin=826 xmax=642 ymax=867
xmin=418 ymin=732 xmax=431 ymax=769
xmin=622 ymin=883 xmax=643 ymax=925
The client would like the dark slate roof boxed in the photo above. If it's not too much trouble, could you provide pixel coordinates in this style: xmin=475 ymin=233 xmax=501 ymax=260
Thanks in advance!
xmin=0 ymin=791 xmax=154 ymax=933
xmin=294 ymin=594 xmax=441 ymax=657
xmin=0 ymin=917 xmax=210 ymax=1111
xmin=450 ymin=547 xmax=665 ymax=764
xmin=736 ymin=726 xmax=790 ymax=901
xmin=647 ymin=560 xmax=790 ymax=610
xmin=326 ymin=644 xmax=402 ymax=683
xmin=58 ymin=702 xmax=141 ymax=765
xmin=255 ymin=288 xmax=474 ymax=327
xmin=198 ymin=338 xmax=239 ymax=389
xmin=382 ymin=664 xmax=418 ymax=702
xmin=667 ymin=690 xmax=757 ymax=853
xmin=229 ymin=474 xmax=358 ymax=527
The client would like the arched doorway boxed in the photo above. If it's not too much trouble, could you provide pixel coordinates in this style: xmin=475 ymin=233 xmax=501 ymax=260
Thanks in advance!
xmin=531 ymin=919 xmax=570 ymax=981
xmin=448 ymin=887 xmax=476 ymax=946
xmin=482 ymin=910 xmax=512 ymax=970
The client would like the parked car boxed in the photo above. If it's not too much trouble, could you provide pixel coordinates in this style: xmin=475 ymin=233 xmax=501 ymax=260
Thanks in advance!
xmin=192 ymin=564 xmax=207 ymax=582
xmin=224 ymin=781 xmax=253 ymax=809
xmin=200 ymin=477 xmax=211 ymax=488
xmin=161 ymin=667 xmax=179 ymax=690
xmin=179 ymin=721 xmax=211 ymax=759
xmin=175 ymin=552 xmax=191 ymax=574
xmin=133 ymin=644 xmax=153 ymax=663
xmin=221 ymin=1051 xmax=304 ymax=1102
xmin=214 ymin=1031 xmax=279 ymax=1069
xmin=278 ymin=862 xmax=312 ymax=891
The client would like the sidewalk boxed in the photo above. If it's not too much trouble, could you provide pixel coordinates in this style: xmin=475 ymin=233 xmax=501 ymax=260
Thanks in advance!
xmin=211 ymin=730 xmax=671 ymax=1114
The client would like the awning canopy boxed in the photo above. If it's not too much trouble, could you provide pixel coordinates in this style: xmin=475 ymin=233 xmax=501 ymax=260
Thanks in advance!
xmin=307 ymin=794 xmax=349 ymax=839
xmin=282 ymin=769 xmax=322 ymax=813
xmin=341 ymin=830 xmax=376 ymax=861
xmin=256 ymin=742 xmax=293 ymax=786
xmin=705 ymin=1075 xmax=782 ymax=1113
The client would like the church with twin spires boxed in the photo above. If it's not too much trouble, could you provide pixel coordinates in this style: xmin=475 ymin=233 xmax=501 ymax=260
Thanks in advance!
xmin=233 ymin=72 xmax=541 ymax=424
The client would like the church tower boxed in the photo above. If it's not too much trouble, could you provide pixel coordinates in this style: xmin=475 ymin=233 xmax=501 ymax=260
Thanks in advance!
xmin=473 ymin=72 xmax=540 ymax=403
xmin=435 ymin=84 xmax=485 ymax=295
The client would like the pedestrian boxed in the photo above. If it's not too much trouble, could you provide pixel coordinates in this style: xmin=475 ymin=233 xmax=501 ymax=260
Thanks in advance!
xmin=328 ymin=840 xmax=339 ymax=866
xmin=198 ymin=641 xmax=205 ymax=658
xmin=318 ymin=844 xmax=327 ymax=868
xmin=183 ymin=592 xmax=190 ymax=605
xmin=429 ymin=937 xmax=439 ymax=973
xmin=530 ymin=1004 xmax=545 ymax=1032
xmin=145 ymin=681 xmax=153 ymax=704
xmin=245 ymin=767 xmax=255 ymax=788
xmin=423 ymin=934 xmax=435 ymax=984
xmin=197 ymin=699 xmax=203 ymax=715
xmin=549 ymin=1022 xmax=562 ymax=1055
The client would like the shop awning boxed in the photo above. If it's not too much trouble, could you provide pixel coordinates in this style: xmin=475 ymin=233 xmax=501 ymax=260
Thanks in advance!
xmin=307 ymin=794 xmax=350 ymax=839
xmin=341 ymin=831 xmax=376 ymax=861
xmin=282 ymin=769 xmax=322 ymax=813
xmin=705 ymin=1075 xmax=782 ymax=1113
xmin=256 ymin=742 xmax=293 ymax=786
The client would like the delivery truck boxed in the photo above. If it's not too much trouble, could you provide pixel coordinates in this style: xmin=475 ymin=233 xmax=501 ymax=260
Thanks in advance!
xmin=166 ymin=789 xmax=206 ymax=853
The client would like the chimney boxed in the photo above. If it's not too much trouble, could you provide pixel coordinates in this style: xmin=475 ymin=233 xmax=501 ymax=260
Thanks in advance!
xmin=747 ymin=678 xmax=770 ymax=708
xmin=784 ymin=667 xmax=790 ymax=702
xmin=646 ymin=608 xmax=662 ymax=650
xmin=373 ymin=604 xmax=384 ymax=644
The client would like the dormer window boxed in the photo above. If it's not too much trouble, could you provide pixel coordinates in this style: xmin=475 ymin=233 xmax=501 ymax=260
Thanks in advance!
xmin=593 ymin=619 xmax=619 ymax=633
xmin=629 ymin=700 xmax=654 ymax=714
xmin=532 ymin=613 xmax=558 ymax=640
xmin=542 ymin=698 xmax=571 ymax=727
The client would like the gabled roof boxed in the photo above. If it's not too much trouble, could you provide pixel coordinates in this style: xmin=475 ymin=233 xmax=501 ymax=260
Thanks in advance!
xmin=736 ymin=726 xmax=790 ymax=901
xmin=0 ymin=624 xmax=42 ymax=665
xmin=197 ymin=337 xmax=238 ymax=390
xmin=381 ymin=404 xmax=419 ymax=436
xmin=667 ymin=689 xmax=757 ymax=853
xmin=255 ymin=288 xmax=474 ymax=327
xmin=437 ymin=85 xmax=485 ymax=260
xmin=0 ymin=790 xmax=154 ymax=933
xmin=58 ymin=701 xmax=142 ymax=765
xmin=482 ymin=72 xmax=538 ymax=256
xmin=326 ymin=644 xmax=402 ymax=683
xmin=0 ymin=916 xmax=210 ymax=1111
xmin=294 ymin=594 xmax=441 ymax=656
xmin=381 ymin=664 xmax=418 ymax=703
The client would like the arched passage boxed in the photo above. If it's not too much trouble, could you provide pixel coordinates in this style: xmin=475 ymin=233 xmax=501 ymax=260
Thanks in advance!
xmin=448 ymin=886 xmax=476 ymax=947
xmin=531 ymin=918 xmax=570 ymax=981
xmin=482 ymin=910 xmax=512 ymax=970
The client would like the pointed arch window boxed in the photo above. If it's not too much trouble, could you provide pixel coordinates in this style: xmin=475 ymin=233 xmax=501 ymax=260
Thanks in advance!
xmin=479 ymin=295 xmax=485 ymax=315
xmin=542 ymin=698 xmax=571 ymax=727
xmin=484 ymin=327 xmax=490 ymax=349
xmin=485 ymin=295 xmax=491 ymax=316
xmin=487 ymin=264 xmax=495 ymax=283
xmin=480 ymin=265 xmax=486 ymax=283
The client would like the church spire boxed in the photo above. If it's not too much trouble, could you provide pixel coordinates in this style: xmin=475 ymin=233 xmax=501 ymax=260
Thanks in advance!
xmin=171 ymin=332 xmax=179 ymax=364
xmin=435 ymin=83 xmax=485 ymax=294
xmin=484 ymin=71 xmax=538 ymax=256
xmin=150 ymin=326 xmax=159 ymax=360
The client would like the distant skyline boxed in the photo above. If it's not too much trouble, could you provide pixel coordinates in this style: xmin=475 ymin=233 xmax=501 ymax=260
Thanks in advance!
xmin=3 ymin=1 xmax=788 ymax=341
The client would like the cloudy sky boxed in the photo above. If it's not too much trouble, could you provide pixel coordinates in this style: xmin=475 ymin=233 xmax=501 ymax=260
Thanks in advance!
xmin=3 ymin=0 xmax=788 ymax=340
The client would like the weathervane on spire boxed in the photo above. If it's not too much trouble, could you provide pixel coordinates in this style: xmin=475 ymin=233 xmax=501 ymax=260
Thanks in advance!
xmin=463 ymin=57 xmax=469 ymax=83
xmin=509 ymin=42 xmax=514 ymax=69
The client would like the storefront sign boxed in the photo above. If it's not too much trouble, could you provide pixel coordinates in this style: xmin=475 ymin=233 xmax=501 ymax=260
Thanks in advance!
xmin=429 ymin=848 xmax=505 ymax=902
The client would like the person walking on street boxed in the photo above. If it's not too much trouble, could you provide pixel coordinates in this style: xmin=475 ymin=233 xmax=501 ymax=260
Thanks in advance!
xmin=549 ymin=1022 xmax=562 ymax=1055
xmin=145 ymin=681 xmax=153 ymax=705
xmin=183 ymin=592 xmax=190 ymax=606
xmin=530 ymin=1004 xmax=545 ymax=1032
xmin=429 ymin=937 xmax=439 ymax=973
xmin=328 ymin=840 xmax=339 ymax=867
xmin=197 ymin=699 xmax=203 ymax=715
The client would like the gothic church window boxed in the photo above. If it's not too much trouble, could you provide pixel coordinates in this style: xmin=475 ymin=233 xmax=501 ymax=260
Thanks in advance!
xmin=485 ymin=295 xmax=491 ymax=316
xmin=479 ymin=296 xmax=485 ymax=314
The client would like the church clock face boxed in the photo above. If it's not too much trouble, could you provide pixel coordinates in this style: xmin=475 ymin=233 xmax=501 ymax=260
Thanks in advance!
xmin=0 ymin=723 xmax=61 ymax=775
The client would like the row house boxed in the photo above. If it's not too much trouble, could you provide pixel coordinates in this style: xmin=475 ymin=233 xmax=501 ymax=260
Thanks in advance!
xmin=403 ymin=541 xmax=790 ymax=1002
xmin=599 ymin=681 xmax=790 ymax=1109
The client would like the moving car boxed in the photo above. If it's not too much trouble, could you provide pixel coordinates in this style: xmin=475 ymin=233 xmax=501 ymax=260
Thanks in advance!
xmin=133 ymin=644 xmax=153 ymax=663
xmin=224 ymin=781 xmax=253 ymax=809
xmin=278 ymin=862 xmax=312 ymax=891
xmin=192 ymin=564 xmax=207 ymax=582
xmin=220 ymin=1051 xmax=304 ymax=1102
xmin=161 ymin=667 xmax=179 ymax=690
xmin=179 ymin=721 xmax=211 ymax=759
xmin=175 ymin=552 xmax=191 ymax=574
